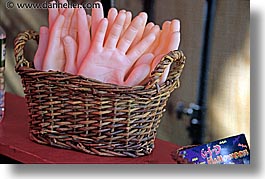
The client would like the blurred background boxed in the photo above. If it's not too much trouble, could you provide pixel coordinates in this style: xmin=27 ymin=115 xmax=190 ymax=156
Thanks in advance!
xmin=0 ymin=0 xmax=250 ymax=146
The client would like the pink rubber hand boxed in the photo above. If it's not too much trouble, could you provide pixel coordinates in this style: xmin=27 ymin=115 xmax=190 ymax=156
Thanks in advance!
xmin=77 ymin=12 xmax=158 ymax=86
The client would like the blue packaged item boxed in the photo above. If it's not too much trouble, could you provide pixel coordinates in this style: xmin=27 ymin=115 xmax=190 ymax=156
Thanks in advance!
xmin=177 ymin=134 xmax=250 ymax=164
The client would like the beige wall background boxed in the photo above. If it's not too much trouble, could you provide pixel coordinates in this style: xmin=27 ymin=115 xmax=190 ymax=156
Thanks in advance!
xmin=1 ymin=0 xmax=250 ymax=146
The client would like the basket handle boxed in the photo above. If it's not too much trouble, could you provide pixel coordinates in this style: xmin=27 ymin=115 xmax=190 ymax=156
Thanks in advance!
xmin=14 ymin=30 xmax=39 ymax=71
xmin=145 ymin=50 xmax=186 ymax=90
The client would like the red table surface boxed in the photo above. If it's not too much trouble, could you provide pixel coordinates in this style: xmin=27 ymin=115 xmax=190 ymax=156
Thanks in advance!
xmin=0 ymin=93 xmax=180 ymax=164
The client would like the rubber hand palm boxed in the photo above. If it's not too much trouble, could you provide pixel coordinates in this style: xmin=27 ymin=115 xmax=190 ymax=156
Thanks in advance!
xmin=77 ymin=12 xmax=158 ymax=86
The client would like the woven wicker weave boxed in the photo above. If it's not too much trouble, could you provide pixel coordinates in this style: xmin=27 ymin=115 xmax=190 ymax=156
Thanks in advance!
xmin=14 ymin=30 xmax=186 ymax=158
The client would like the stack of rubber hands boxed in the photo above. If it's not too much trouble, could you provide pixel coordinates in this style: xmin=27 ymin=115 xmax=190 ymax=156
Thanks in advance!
xmin=34 ymin=0 xmax=180 ymax=86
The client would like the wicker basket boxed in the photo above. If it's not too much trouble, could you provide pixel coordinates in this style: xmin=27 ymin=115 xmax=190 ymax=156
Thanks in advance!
xmin=14 ymin=30 xmax=186 ymax=158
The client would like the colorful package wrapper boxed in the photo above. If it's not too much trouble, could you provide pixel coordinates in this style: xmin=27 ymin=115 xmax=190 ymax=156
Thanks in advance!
xmin=178 ymin=134 xmax=250 ymax=164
